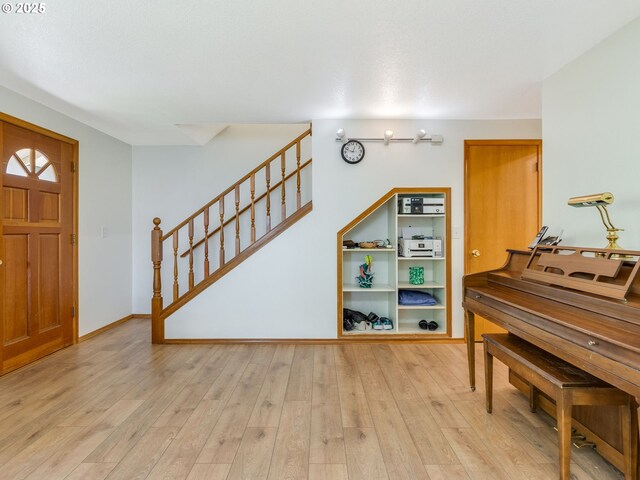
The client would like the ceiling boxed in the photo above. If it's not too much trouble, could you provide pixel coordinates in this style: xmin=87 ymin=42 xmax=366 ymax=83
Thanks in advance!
xmin=1 ymin=1 xmax=639 ymax=145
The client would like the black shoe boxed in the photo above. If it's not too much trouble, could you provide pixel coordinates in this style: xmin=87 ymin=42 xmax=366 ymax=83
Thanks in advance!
xmin=418 ymin=320 xmax=438 ymax=331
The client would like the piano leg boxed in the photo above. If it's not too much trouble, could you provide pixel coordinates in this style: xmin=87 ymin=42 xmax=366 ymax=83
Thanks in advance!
xmin=484 ymin=341 xmax=493 ymax=412
xmin=621 ymin=399 xmax=638 ymax=480
xmin=465 ymin=309 xmax=476 ymax=391
xmin=636 ymin=397 xmax=640 ymax=473
xmin=557 ymin=390 xmax=573 ymax=480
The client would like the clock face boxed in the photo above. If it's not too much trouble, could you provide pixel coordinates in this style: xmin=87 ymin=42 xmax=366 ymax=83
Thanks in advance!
xmin=341 ymin=140 xmax=365 ymax=164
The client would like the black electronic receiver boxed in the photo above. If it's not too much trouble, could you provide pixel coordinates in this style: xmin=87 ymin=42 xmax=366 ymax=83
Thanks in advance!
xmin=528 ymin=226 xmax=549 ymax=249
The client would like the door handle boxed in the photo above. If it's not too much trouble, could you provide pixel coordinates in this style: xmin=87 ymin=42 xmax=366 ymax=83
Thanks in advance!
xmin=471 ymin=249 xmax=481 ymax=257
xmin=0 ymin=259 xmax=3 ymax=265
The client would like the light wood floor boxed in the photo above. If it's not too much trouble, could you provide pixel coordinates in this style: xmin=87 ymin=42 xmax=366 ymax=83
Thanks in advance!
xmin=0 ymin=319 xmax=624 ymax=480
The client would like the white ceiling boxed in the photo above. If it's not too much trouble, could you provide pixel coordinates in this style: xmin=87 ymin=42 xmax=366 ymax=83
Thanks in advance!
xmin=1 ymin=1 xmax=639 ymax=145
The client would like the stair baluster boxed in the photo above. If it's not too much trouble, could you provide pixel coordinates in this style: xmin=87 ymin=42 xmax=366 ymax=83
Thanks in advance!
xmin=296 ymin=140 xmax=301 ymax=210
xmin=250 ymin=174 xmax=256 ymax=243
xmin=219 ymin=197 xmax=225 ymax=266
xmin=235 ymin=185 xmax=241 ymax=256
xmin=281 ymin=152 xmax=286 ymax=220
xmin=188 ymin=218 xmax=194 ymax=289
xmin=173 ymin=231 xmax=179 ymax=301
xmin=266 ymin=163 xmax=271 ymax=232
xmin=203 ymin=207 xmax=210 ymax=277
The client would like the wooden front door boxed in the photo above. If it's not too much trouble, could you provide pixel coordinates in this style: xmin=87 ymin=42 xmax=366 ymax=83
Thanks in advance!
xmin=1 ymin=120 xmax=76 ymax=374
xmin=464 ymin=140 xmax=541 ymax=340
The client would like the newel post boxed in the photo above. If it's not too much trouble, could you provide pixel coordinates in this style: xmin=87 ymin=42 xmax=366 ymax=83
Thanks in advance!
xmin=151 ymin=217 xmax=164 ymax=344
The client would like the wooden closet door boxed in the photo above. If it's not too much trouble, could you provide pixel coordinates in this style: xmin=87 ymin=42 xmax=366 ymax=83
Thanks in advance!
xmin=464 ymin=140 xmax=542 ymax=340
xmin=1 ymin=121 xmax=74 ymax=373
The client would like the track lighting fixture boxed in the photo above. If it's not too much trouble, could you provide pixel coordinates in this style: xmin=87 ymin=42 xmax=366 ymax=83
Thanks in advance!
xmin=413 ymin=129 xmax=427 ymax=144
xmin=334 ymin=129 xmax=443 ymax=145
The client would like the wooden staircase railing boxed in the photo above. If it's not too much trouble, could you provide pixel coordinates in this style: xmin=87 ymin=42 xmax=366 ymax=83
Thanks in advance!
xmin=150 ymin=128 xmax=313 ymax=343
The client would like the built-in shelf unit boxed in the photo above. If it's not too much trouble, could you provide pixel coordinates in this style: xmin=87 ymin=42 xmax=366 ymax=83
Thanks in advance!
xmin=337 ymin=187 xmax=451 ymax=339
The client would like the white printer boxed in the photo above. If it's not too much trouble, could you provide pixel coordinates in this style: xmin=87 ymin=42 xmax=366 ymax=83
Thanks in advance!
xmin=398 ymin=227 xmax=443 ymax=258
xmin=399 ymin=238 xmax=443 ymax=257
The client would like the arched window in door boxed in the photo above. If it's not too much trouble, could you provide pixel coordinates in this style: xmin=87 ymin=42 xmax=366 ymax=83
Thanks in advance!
xmin=6 ymin=148 xmax=58 ymax=182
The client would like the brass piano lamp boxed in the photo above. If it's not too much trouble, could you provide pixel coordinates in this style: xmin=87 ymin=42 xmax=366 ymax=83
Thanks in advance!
xmin=567 ymin=192 xmax=625 ymax=251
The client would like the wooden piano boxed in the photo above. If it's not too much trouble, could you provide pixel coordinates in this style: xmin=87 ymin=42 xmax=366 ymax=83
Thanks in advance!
xmin=463 ymin=245 xmax=640 ymax=472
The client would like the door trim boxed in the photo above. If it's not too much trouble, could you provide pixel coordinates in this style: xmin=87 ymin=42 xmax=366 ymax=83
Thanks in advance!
xmin=0 ymin=112 xmax=79 ymax=351
xmin=463 ymin=139 xmax=542 ymax=276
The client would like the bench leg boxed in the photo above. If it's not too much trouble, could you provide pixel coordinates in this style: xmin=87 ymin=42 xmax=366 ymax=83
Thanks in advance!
xmin=529 ymin=385 xmax=539 ymax=413
xmin=483 ymin=340 xmax=493 ymax=414
xmin=556 ymin=390 xmax=573 ymax=480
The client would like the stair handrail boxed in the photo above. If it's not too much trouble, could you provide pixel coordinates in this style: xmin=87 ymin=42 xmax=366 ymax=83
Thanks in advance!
xmin=161 ymin=128 xmax=311 ymax=241
xmin=180 ymin=157 xmax=312 ymax=257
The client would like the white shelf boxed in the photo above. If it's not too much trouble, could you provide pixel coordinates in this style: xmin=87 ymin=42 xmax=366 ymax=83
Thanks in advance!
xmin=343 ymin=328 xmax=397 ymax=335
xmin=398 ymin=214 xmax=445 ymax=218
xmin=343 ymin=284 xmax=395 ymax=292
xmin=398 ymin=282 xmax=445 ymax=289
xmin=343 ymin=248 xmax=396 ymax=252
xmin=398 ymin=256 xmax=445 ymax=261
xmin=398 ymin=304 xmax=446 ymax=310
xmin=398 ymin=323 xmax=444 ymax=334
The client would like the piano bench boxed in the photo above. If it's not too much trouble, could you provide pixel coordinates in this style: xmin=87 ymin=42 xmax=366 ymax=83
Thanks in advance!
xmin=482 ymin=333 xmax=637 ymax=480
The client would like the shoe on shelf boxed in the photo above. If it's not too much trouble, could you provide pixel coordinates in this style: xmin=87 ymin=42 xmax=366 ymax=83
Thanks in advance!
xmin=355 ymin=320 xmax=373 ymax=331
xmin=372 ymin=319 xmax=384 ymax=330
xmin=419 ymin=320 xmax=439 ymax=331
xmin=381 ymin=317 xmax=393 ymax=330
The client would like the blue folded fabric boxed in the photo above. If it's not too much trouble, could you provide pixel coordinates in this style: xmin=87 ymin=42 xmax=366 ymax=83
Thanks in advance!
xmin=398 ymin=289 xmax=437 ymax=306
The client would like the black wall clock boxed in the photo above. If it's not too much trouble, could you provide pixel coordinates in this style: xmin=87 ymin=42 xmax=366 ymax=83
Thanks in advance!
xmin=341 ymin=140 xmax=365 ymax=164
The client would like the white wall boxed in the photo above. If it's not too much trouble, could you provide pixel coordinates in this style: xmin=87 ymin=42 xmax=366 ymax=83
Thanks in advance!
xmin=0 ymin=86 xmax=133 ymax=336
xmin=542 ymin=17 xmax=640 ymax=250
xmin=132 ymin=124 xmax=311 ymax=313
xmin=162 ymin=119 xmax=540 ymax=339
